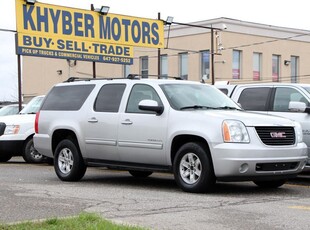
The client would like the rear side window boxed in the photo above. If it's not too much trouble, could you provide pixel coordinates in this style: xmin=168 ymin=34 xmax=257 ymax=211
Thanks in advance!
xmin=41 ymin=85 xmax=95 ymax=111
xmin=94 ymin=84 xmax=126 ymax=112
xmin=238 ymin=87 xmax=271 ymax=111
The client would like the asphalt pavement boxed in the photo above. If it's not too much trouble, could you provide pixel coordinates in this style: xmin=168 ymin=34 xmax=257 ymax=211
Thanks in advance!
xmin=1 ymin=157 xmax=310 ymax=230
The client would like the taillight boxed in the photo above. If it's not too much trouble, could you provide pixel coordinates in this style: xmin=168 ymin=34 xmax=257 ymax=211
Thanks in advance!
xmin=35 ymin=111 xmax=40 ymax=133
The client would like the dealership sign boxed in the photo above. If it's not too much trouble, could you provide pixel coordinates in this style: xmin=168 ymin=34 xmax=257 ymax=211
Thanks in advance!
xmin=15 ymin=0 xmax=164 ymax=64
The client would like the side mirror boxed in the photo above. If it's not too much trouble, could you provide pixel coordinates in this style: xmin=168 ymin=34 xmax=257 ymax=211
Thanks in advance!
xmin=288 ymin=101 xmax=310 ymax=113
xmin=139 ymin=100 xmax=164 ymax=115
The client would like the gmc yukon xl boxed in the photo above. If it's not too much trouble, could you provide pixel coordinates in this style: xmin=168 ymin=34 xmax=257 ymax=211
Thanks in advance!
xmin=34 ymin=78 xmax=308 ymax=193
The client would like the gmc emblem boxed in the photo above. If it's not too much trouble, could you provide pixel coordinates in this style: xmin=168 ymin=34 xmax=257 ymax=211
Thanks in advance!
xmin=270 ymin=132 xmax=286 ymax=138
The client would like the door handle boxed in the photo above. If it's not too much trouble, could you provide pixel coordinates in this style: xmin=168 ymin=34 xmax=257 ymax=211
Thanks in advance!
xmin=121 ymin=119 xmax=133 ymax=125
xmin=88 ymin=117 xmax=98 ymax=123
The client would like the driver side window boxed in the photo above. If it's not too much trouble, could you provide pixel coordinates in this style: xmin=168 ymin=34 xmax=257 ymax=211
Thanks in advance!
xmin=273 ymin=87 xmax=308 ymax=112
xmin=126 ymin=84 xmax=162 ymax=114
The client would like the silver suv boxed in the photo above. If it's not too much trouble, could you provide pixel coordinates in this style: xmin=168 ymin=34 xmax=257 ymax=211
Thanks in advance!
xmin=34 ymin=78 xmax=308 ymax=193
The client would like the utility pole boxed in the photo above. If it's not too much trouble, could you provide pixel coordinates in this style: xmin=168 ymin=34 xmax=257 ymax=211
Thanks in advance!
xmin=157 ymin=12 xmax=161 ymax=79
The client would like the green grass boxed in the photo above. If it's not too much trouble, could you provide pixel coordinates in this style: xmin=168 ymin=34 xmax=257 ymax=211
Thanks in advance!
xmin=0 ymin=212 xmax=147 ymax=230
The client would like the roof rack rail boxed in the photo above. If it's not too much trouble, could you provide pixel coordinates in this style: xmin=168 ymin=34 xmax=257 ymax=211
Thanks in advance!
xmin=64 ymin=74 xmax=184 ymax=83
xmin=64 ymin=77 xmax=93 ymax=82
xmin=126 ymin=74 xmax=140 ymax=79
xmin=126 ymin=74 xmax=183 ymax=80
xmin=64 ymin=77 xmax=125 ymax=82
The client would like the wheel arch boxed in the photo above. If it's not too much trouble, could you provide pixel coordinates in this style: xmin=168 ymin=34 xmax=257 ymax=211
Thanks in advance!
xmin=170 ymin=135 xmax=213 ymax=166
xmin=52 ymin=129 xmax=80 ymax=155
xmin=22 ymin=134 xmax=35 ymax=155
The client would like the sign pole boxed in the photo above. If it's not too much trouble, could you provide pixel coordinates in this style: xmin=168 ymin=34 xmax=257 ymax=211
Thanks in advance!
xmin=91 ymin=4 xmax=96 ymax=79
xmin=15 ymin=33 xmax=22 ymax=111
xmin=157 ymin=12 xmax=161 ymax=79
xmin=17 ymin=54 xmax=22 ymax=111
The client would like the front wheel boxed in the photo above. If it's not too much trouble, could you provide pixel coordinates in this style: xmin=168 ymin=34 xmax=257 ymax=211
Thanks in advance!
xmin=173 ymin=142 xmax=215 ymax=193
xmin=54 ymin=139 xmax=86 ymax=181
xmin=23 ymin=138 xmax=44 ymax=163
xmin=253 ymin=179 xmax=287 ymax=188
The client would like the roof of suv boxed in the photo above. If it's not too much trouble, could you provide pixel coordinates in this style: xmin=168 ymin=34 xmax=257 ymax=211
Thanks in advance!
xmin=217 ymin=83 xmax=310 ymax=87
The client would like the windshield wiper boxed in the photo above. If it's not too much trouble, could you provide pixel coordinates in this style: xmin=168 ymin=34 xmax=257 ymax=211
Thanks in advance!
xmin=180 ymin=105 xmax=216 ymax=110
xmin=215 ymin=106 xmax=241 ymax=110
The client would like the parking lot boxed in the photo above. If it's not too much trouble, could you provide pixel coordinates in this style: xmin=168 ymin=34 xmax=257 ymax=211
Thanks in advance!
xmin=1 ymin=157 xmax=309 ymax=230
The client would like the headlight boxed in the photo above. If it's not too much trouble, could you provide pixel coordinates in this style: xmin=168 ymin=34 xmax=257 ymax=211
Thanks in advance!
xmin=294 ymin=121 xmax=303 ymax=143
xmin=4 ymin=125 xmax=20 ymax=135
xmin=222 ymin=120 xmax=250 ymax=143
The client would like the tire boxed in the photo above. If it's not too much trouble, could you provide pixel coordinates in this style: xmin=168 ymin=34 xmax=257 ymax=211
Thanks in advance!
xmin=0 ymin=154 xmax=12 ymax=162
xmin=44 ymin=157 xmax=54 ymax=165
xmin=173 ymin=142 xmax=215 ymax=193
xmin=129 ymin=170 xmax=153 ymax=178
xmin=253 ymin=179 xmax=287 ymax=188
xmin=54 ymin=139 xmax=86 ymax=181
xmin=22 ymin=138 xmax=44 ymax=163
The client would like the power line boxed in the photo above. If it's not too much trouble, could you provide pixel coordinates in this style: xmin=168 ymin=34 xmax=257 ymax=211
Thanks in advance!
xmin=0 ymin=28 xmax=17 ymax=33
xmin=134 ymin=30 xmax=310 ymax=57
xmin=225 ymin=31 xmax=310 ymax=50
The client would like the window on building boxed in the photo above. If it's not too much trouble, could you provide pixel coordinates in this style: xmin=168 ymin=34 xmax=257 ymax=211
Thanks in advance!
xmin=200 ymin=50 xmax=210 ymax=81
xmin=140 ymin=56 xmax=148 ymax=78
xmin=160 ymin=55 xmax=168 ymax=79
xmin=238 ymin=87 xmax=271 ymax=111
xmin=291 ymin=56 xmax=299 ymax=83
xmin=272 ymin=55 xmax=280 ymax=82
xmin=94 ymin=84 xmax=126 ymax=112
xmin=123 ymin=65 xmax=130 ymax=78
xmin=232 ymin=50 xmax=242 ymax=79
xmin=179 ymin=52 xmax=188 ymax=80
xmin=253 ymin=52 xmax=262 ymax=81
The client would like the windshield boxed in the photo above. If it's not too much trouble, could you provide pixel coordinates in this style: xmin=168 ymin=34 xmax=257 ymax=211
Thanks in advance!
xmin=20 ymin=96 xmax=44 ymax=114
xmin=0 ymin=105 xmax=20 ymax=116
xmin=302 ymin=86 xmax=310 ymax=94
xmin=160 ymin=83 xmax=240 ymax=110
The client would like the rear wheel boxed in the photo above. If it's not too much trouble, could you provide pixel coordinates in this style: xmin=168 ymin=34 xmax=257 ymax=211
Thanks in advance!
xmin=253 ymin=179 xmax=287 ymax=188
xmin=22 ymin=138 xmax=44 ymax=163
xmin=129 ymin=170 xmax=153 ymax=178
xmin=0 ymin=154 xmax=12 ymax=162
xmin=54 ymin=139 xmax=86 ymax=181
xmin=173 ymin=142 xmax=215 ymax=193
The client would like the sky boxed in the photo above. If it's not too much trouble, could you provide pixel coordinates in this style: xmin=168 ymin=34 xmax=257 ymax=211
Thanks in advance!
xmin=1 ymin=0 xmax=310 ymax=101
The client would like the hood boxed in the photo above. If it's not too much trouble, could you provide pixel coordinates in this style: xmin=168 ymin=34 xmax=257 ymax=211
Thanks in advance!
xmin=185 ymin=109 xmax=296 ymax=127
xmin=0 ymin=113 xmax=36 ymax=125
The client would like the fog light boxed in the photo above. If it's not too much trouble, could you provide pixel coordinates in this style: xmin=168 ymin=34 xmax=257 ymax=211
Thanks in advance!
xmin=239 ymin=163 xmax=249 ymax=173
xmin=300 ymin=160 xmax=306 ymax=170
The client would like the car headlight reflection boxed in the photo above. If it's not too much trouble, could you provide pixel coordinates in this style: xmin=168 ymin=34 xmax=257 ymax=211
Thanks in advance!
xmin=294 ymin=121 xmax=303 ymax=143
xmin=4 ymin=125 xmax=20 ymax=135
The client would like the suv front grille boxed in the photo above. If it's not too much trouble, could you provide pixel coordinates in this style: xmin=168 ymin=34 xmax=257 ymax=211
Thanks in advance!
xmin=255 ymin=126 xmax=295 ymax=146
xmin=0 ymin=122 xmax=5 ymax=136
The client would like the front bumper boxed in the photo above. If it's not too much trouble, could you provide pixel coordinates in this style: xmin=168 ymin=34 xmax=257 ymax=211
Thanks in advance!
xmin=0 ymin=140 xmax=24 ymax=156
xmin=211 ymin=142 xmax=308 ymax=181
